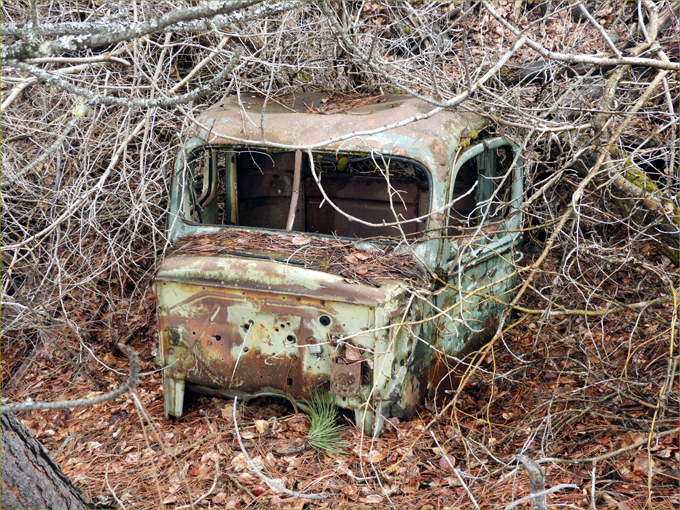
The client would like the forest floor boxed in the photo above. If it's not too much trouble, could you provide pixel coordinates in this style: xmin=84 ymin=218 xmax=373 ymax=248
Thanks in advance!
xmin=2 ymin=242 xmax=678 ymax=510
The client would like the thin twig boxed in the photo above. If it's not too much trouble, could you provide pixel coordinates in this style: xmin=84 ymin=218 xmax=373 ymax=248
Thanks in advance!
xmin=176 ymin=461 xmax=220 ymax=509
xmin=105 ymin=463 xmax=127 ymax=510
xmin=233 ymin=397 xmax=331 ymax=500
xmin=505 ymin=484 xmax=580 ymax=510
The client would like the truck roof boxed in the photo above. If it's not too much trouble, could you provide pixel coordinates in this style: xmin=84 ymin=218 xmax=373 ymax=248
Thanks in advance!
xmin=189 ymin=93 xmax=487 ymax=172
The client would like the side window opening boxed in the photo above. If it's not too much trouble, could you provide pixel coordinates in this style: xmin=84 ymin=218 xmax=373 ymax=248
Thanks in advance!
xmin=448 ymin=144 xmax=515 ymax=236
xmin=186 ymin=148 xmax=431 ymax=239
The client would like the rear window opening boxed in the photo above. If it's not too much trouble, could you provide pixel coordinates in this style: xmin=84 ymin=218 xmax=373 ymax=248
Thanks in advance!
xmin=185 ymin=148 xmax=431 ymax=239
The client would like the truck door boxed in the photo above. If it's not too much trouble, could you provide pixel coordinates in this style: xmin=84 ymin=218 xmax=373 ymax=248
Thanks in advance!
xmin=429 ymin=138 xmax=523 ymax=393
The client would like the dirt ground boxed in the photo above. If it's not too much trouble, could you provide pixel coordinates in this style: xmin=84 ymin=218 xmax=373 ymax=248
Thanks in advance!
xmin=2 ymin=244 xmax=678 ymax=510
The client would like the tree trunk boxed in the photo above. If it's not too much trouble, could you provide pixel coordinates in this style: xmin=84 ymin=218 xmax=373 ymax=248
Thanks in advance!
xmin=1 ymin=413 xmax=93 ymax=510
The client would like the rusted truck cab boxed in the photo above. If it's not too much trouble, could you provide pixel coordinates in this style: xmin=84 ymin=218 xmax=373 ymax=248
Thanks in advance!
xmin=156 ymin=93 xmax=523 ymax=435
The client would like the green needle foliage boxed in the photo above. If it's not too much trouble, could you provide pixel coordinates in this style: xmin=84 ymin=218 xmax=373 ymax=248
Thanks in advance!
xmin=305 ymin=391 xmax=349 ymax=456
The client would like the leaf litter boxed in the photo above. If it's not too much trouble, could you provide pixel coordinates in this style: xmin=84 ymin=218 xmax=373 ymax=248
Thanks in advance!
xmin=171 ymin=229 xmax=430 ymax=287
xmin=2 ymin=240 xmax=676 ymax=510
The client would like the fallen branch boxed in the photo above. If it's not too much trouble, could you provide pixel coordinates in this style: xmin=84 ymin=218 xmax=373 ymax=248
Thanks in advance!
xmin=512 ymin=295 xmax=673 ymax=316
xmin=1 ymin=1 xmax=257 ymax=61
xmin=505 ymin=483 xmax=579 ymax=510
xmin=515 ymin=455 xmax=548 ymax=510
xmin=232 ymin=396 xmax=331 ymax=500
xmin=539 ymin=427 xmax=680 ymax=465
xmin=176 ymin=461 xmax=220 ymax=509
xmin=10 ymin=45 xmax=243 ymax=109
xmin=105 ymin=463 xmax=127 ymax=510
xmin=429 ymin=431 xmax=479 ymax=509
xmin=1 ymin=116 xmax=81 ymax=189
xmin=1 ymin=343 xmax=139 ymax=414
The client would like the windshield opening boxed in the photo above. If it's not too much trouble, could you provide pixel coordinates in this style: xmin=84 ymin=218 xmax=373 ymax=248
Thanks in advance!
xmin=185 ymin=148 xmax=431 ymax=239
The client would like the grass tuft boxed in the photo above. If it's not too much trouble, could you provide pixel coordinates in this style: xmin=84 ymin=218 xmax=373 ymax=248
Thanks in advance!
xmin=305 ymin=390 xmax=349 ymax=456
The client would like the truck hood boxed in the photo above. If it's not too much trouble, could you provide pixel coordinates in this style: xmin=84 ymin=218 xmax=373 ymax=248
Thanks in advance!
xmin=156 ymin=252 xmax=408 ymax=307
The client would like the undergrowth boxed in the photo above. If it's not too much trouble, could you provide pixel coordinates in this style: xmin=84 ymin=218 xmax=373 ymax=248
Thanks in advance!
xmin=305 ymin=391 xmax=349 ymax=456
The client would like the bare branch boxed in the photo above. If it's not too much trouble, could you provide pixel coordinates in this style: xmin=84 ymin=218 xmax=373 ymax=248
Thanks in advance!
xmin=1 ymin=116 xmax=81 ymax=189
xmin=232 ymin=397 xmax=331 ymax=500
xmin=1 ymin=343 xmax=139 ymax=414
xmin=484 ymin=3 xmax=679 ymax=70
xmin=1 ymin=1 xmax=259 ymax=62
xmin=9 ymin=45 xmax=243 ymax=109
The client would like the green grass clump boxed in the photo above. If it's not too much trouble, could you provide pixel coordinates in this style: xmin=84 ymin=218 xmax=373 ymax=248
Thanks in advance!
xmin=305 ymin=391 xmax=349 ymax=456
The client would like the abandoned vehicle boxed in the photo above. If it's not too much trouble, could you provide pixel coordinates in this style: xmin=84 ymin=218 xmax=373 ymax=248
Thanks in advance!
xmin=155 ymin=93 xmax=523 ymax=435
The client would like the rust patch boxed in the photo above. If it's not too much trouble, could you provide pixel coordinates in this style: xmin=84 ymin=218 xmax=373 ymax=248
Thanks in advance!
xmin=330 ymin=358 xmax=361 ymax=397
xmin=159 ymin=281 xmax=378 ymax=403
xmin=156 ymin=252 xmax=407 ymax=308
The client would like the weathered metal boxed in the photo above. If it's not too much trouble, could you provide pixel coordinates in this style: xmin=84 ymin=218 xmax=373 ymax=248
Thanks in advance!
xmin=156 ymin=93 xmax=523 ymax=435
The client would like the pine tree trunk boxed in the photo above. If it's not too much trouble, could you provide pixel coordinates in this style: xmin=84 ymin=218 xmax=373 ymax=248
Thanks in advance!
xmin=1 ymin=413 xmax=93 ymax=510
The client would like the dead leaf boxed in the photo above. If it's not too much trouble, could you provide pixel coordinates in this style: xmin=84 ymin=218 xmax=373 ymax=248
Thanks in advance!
xmin=355 ymin=264 xmax=368 ymax=275
xmin=439 ymin=454 xmax=456 ymax=471
xmin=354 ymin=252 xmax=371 ymax=261
xmin=340 ymin=483 xmax=358 ymax=498
xmin=621 ymin=432 xmax=643 ymax=447
xmin=632 ymin=455 xmax=655 ymax=476
xmin=221 ymin=404 xmax=234 ymax=420
xmin=270 ymin=497 xmax=307 ymax=509
xmin=162 ymin=495 xmax=178 ymax=505
xmin=255 ymin=419 xmax=270 ymax=435
xmin=657 ymin=448 xmax=674 ymax=458
xmin=108 ymin=410 xmax=129 ymax=424
xmin=193 ymin=425 xmax=206 ymax=440
xmin=101 ymin=352 xmax=116 ymax=366
xmin=354 ymin=446 xmax=386 ymax=463
xmin=291 ymin=235 xmax=310 ymax=247
xmin=286 ymin=498 xmax=308 ymax=509
xmin=346 ymin=345 xmax=362 ymax=362
xmin=213 ymin=492 xmax=227 ymax=504
xmin=617 ymin=464 xmax=643 ymax=483
xmin=200 ymin=450 xmax=220 ymax=465
xmin=344 ymin=254 xmax=359 ymax=265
